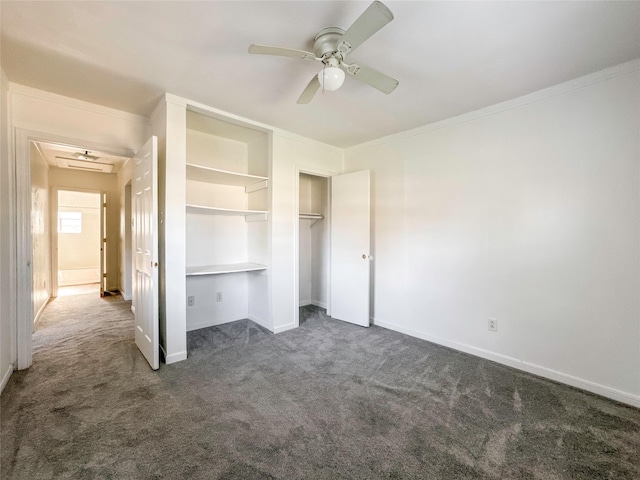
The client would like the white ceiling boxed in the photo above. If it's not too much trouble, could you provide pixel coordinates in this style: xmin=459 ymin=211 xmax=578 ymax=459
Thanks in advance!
xmin=2 ymin=1 xmax=640 ymax=148
xmin=35 ymin=141 xmax=129 ymax=174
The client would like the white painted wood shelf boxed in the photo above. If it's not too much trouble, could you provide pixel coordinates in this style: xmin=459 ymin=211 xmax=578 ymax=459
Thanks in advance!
xmin=186 ymin=163 xmax=268 ymax=189
xmin=186 ymin=263 xmax=268 ymax=276
xmin=186 ymin=204 xmax=268 ymax=220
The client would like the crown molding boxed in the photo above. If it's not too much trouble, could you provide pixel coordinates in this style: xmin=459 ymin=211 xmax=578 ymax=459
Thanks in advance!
xmin=347 ymin=59 xmax=640 ymax=154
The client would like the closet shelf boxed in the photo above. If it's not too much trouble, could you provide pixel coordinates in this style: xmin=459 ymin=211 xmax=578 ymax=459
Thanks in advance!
xmin=186 ymin=204 xmax=268 ymax=220
xmin=186 ymin=263 xmax=268 ymax=276
xmin=186 ymin=163 xmax=268 ymax=189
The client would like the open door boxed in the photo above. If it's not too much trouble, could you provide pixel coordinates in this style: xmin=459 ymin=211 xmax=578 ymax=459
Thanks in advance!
xmin=330 ymin=170 xmax=371 ymax=327
xmin=133 ymin=136 xmax=159 ymax=370
xmin=100 ymin=192 xmax=107 ymax=296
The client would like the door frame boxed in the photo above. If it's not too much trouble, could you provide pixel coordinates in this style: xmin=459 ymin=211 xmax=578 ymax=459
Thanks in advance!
xmin=294 ymin=166 xmax=335 ymax=328
xmin=14 ymin=128 xmax=134 ymax=370
xmin=50 ymin=187 xmax=105 ymax=297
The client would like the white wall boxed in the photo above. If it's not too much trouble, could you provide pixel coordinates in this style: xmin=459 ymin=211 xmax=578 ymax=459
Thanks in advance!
xmin=30 ymin=144 xmax=50 ymax=320
xmin=117 ymin=160 xmax=133 ymax=300
xmin=0 ymin=66 xmax=15 ymax=393
xmin=152 ymin=96 xmax=187 ymax=364
xmin=10 ymin=84 xmax=148 ymax=154
xmin=271 ymin=134 xmax=343 ymax=333
xmin=345 ymin=61 xmax=640 ymax=406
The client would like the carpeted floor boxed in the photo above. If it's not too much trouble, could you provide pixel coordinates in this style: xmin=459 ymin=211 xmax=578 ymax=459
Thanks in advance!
xmin=1 ymin=294 xmax=639 ymax=479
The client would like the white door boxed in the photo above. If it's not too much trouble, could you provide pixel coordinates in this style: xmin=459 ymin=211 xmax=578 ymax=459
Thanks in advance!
xmin=100 ymin=193 xmax=106 ymax=296
xmin=330 ymin=170 xmax=371 ymax=327
xmin=133 ymin=136 xmax=159 ymax=370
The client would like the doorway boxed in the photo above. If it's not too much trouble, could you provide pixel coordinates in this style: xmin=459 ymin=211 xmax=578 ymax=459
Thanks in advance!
xmin=297 ymin=172 xmax=330 ymax=326
xmin=55 ymin=190 xmax=102 ymax=297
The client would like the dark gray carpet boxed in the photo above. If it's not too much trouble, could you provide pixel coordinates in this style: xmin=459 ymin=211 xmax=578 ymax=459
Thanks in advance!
xmin=1 ymin=295 xmax=639 ymax=479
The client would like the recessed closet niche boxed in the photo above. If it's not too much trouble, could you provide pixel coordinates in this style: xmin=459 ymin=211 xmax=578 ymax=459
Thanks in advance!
xmin=299 ymin=173 xmax=329 ymax=312
xmin=185 ymin=110 xmax=270 ymax=332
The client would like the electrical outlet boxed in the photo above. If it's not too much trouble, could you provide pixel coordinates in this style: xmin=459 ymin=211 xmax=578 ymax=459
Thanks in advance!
xmin=488 ymin=318 xmax=497 ymax=332
xmin=187 ymin=296 xmax=195 ymax=307
xmin=216 ymin=292 xmax=223 ymax=302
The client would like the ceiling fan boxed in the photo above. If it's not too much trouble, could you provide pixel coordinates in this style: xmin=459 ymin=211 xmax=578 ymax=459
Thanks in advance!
xmin=248 ymin=1 xmax=399 ymax=104
xmin=73 ymin=150 xmax=100 ymax=161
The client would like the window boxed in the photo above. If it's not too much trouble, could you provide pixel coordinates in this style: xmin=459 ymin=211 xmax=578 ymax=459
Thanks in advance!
xmin=58 ymin=212 xmax=82 ymax=234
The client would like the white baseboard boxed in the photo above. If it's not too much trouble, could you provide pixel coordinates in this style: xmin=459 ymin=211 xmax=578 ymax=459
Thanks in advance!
xmin=186 ymin=315 xmax=246 ymax=332
xmin=165 ymin=351 xmax=187 ymax=364
xmin=0 ymin=363 xmax=13 ymax=394
xmin=273 ymin=322 xmax=297 ymax=334
xmin=374 ymin=319 xmax=640 ymax=408
xmin=300 ymin=300 xmax=327 ymax=309
xmin=248 ymin=314 xmax=273 ymax=332
xmin=130 ymin=305 xmax=135 ymax=315
xmin=33 ymin=296 xmax=51 ymax=327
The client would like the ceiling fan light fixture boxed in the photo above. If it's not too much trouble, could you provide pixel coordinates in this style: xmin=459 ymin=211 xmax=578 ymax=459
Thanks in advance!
xmin=73 ymin=150 xmax=100 ymax=162
xmin=318 ymin=66 xmax=345 ymax=92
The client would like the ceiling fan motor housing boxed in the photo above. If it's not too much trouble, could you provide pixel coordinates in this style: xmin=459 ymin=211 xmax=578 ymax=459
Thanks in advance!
xmin=313 ymin=27 xmax=346 ymax=59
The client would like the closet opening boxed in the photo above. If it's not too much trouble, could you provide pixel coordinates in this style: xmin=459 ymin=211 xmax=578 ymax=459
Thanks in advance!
xmin=298 ymin=172 xmax=330 ymax=326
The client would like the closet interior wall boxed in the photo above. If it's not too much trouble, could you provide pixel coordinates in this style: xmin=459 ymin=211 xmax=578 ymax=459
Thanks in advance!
xmin=299 ymin=173 xmax=329 ymax=309
xmin=185 ymin=110 xmax=270 ymax=332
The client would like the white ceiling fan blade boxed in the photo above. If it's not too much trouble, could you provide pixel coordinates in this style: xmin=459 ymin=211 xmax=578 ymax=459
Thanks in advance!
xmin=297 ymin=76 xmax=321 ymax=104
xmin=337 ymin=1 xmax=394 ymax=56
xmin=348 ymin=63 xmax=399 ymax=94
xmin=248 ymin=44 xmax=318 ymax=61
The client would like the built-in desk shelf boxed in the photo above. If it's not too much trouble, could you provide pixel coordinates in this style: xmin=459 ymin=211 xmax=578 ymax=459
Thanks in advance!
xmin=186 ymin=164 xmax=268 ymax=192
xmin=186 ymin=204 xmax=267 ymax=221
xmin=186 ymin=263 xmax=268 ymax=276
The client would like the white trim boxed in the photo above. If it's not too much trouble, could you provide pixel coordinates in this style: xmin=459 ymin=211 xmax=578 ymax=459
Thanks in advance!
xmin=186 ymin=316 xmax=247 ymax=333
xmin=347 ymin=59 xmax=640 ymax=154
xmin=9 ymin=83 xmax=149 ymax=127
xmin=247 ymin=314 xmax=273 ymax=333
xmin=14 ymin=130 xmax=135 ymax=160
xmin=33 ymin=296 xmax=51 ymax=327
xmin=0 ymin=364 xmax=13 ymax=394
xmin=14 ymin=128 xmax=136 ymax=371
xmin=374 ymin=319 xmax=640 ymax=408
xmin=165 ymin=351 xmax=188 ymax=364
xmin=15 ymin=129 xmax=34 ymax=370
xmin=311 ymin=300 xmax=327 ymax=309
xmin=273 ymin=322 xmax=297 ymax=334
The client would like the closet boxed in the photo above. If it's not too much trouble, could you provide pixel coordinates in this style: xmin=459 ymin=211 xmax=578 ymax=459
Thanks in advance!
xmin=184 ymin=110 xmax=270 ymax=331
xmin=298 ymin=173 xmax=329 ymax=312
